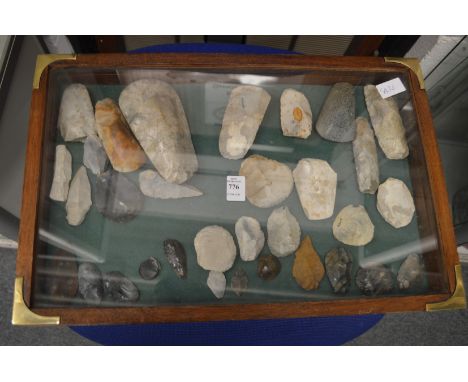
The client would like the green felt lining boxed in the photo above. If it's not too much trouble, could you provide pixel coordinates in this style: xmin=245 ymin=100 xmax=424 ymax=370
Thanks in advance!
xmin=34 ymin=74 xmax=433 ymax=308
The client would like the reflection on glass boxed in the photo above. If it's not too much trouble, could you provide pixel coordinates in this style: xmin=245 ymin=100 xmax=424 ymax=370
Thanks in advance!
xmin=32 ymin=67 xmax=443 ymax=309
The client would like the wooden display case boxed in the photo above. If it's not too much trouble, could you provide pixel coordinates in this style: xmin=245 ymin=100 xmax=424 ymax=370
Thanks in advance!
xmin=13 ymin=53 xmax=466 ymax=326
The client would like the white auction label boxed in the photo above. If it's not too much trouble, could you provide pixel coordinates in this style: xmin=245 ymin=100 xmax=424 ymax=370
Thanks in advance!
xmin=376 ymin=77 xmax=406 ymax=99
xmin=226 ymin=176 xmax=245 ymax=201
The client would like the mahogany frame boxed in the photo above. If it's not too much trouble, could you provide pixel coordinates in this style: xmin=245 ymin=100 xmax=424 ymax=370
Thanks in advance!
xmin=15 ymin=54 xmax=461 ymax=325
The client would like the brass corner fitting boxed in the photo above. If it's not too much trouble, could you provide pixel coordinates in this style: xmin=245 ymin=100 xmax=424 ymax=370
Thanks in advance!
xmin=33 ymin=54 xmax=76 ymax=89
xmin=426 ymin=265 xmax=467 ymax=312
xmin=384 ymin=57 xmax=425 ymax=90
xmin=11 ymin=277 xmax=60 ymax=326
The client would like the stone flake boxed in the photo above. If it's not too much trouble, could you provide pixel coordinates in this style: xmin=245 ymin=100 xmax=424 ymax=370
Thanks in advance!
xmin=94 ymin=170 xmax=144 ymax=223
xmin=239 ymin=155 xmax=293 ymax=208
xmin=267 ymin=206 xmax=301 ymax=257
xmin=231 ymin=268 xmax=248 ymax=296
xmin=280 ymin=88 xmax=312 ymax=139
xmin=324 ymin=247 xmax=353 ymax=294
xmin=364 ymin=84 xmax=409 ymax=160
xmin=95 ymin=98 xmax=146 ymax=173
xmin=352 ymin=117 xmax=379 ymax=194
xmin=316 ymin=82 xmax=356 ymax=142
xmin=257 ymin=254 xmax=281 ymax=281
xmin=49 ymin=145 xmax=72 ymax=202
xmin=293 ymin=158 xmax=337 ymax=220
xmin=292 ymin=236 xmax=325 ymax=290
xmin=119 ymin=79 xmax=198 ymax=184
xmin=66 ymin=166 xmax=92 ymax=226
xmin=163 ymin=239 xmax=187 ymax=279
xmin=397 ymin=253 xmax=424 ymax=290
xmin=78 ymin=262 xmax=103 ymax=304
xmin=377 ymin=177 xmax=415 ymax=228
xmin=332 ymin=204 xmax=374 ymax=246
xmin=58 ymin=84 xmax=96 ymax=141
xmin=219 ymin=85 xmax=270 ymax=159
xmin=207 ymin=271 xmax=226 ymax=299
xmin=194 ymin=226 xmax=237 ymax=272
xmin=83 ymin=135 xmax=109 ymax=175
xmin=138 ymin=169 xmax=202 ymax=199
xmin=235 ymin=216 xmax=265 ymax=261
xmin=356 ymin=266 xmax=394 ymax=296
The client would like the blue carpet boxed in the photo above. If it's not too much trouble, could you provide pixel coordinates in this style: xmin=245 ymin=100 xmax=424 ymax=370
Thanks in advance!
xmin=131 ymin=42 xmax=297 ymax=55
xmin=71 ymin=314 xmax=383 ymax=346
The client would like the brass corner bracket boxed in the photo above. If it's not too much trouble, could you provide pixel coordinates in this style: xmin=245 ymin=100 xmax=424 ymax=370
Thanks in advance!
xmin=33 ymin=54 xmax=76 ymax=90
xmin=384 ymin=57 xmax=425 ymax=90
xmin=11 ymin=277 xmax=60 ymax=326
xmin=426 ymin=265 xmax=467 ymax=312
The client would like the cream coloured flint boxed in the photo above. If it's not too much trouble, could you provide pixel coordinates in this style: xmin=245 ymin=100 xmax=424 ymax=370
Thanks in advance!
xmin=293 ymin=158 xmax=337 ymax=220
xmin=119 ymin=79 xmax=198 ymax=184
xmin=239 ymin=155 xmax=293 ymax=208
xmin=49 ymin=145 xmax=72 ymax=202
xmin=377 ymin=177 xmax=415 ymax=228
xmin=207 ymin=271 xmax=226 ymax=299
xmin=280 ymin=88 xmax=312 ymax=139
xmin=332 ymin=205 xmax=374 ymax=246
xmin=194 ymin=226 xmax=237 ymax=272
xmin=235 ymin=216 xmax=265 ymax=261
xmin=58 ymin=84 xmax=96 ymax=141
xmin=267 ymin=206 xmax=301 ymax=257
xmin=352 ymin=117 xmax=379 ymax=194
xmin=219 ymin=85 xmax=270 ymax=159
xmin=66 ymin=166 xmax=92 ymax=226
xmin=364 ymin=84 xmax=409 ymax=160
xmin=138 ymin=169 xmax=202 ymax=199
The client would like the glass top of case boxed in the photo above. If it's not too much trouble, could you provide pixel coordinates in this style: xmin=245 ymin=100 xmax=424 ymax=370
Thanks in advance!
xmin=32 ymin=65 xmax=444 ymax=309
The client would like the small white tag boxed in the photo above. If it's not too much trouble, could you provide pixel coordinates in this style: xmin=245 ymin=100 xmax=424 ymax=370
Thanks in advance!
xmin=376 ymin=78 xmax=406 ymax=99
xmin=226 ymin=176 xmax=245 ymax=201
